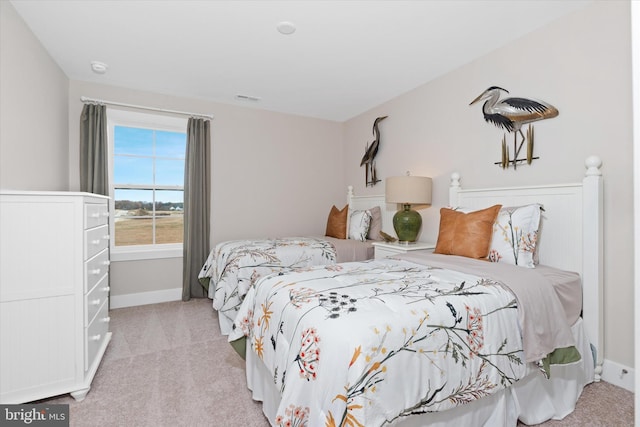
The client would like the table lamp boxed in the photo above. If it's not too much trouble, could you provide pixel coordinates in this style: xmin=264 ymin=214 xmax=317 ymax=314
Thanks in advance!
xmin=385 ymin=175 xmax=432 ymax=243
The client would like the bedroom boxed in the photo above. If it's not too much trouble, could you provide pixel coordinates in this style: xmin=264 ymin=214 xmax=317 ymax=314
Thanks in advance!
xmin=0 ymin=0 xmax=637 ymax=424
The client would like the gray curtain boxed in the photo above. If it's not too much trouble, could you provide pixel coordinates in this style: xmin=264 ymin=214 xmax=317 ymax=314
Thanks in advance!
xmin=79 ymin=103 xmax=109 ymax=195
xmin=182 ymin=118 xmax=211 ymax=300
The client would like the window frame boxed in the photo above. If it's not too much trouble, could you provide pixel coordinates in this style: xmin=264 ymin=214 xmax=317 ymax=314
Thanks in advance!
xmin=107 ymin=109 xmax=187 ymax=261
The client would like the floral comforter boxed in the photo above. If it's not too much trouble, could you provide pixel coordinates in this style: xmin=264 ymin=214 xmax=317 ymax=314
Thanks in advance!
xmin=231 ymin=258 xmax=529 ymax=427
xmin=198 ymin=237 xmax=336 ymax=328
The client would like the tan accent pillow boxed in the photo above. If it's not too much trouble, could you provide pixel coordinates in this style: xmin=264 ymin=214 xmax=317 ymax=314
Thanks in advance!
xmin=325 ymin=205 xmax=348 ymax=239
xmin=434 ymin=205 xmax=502 ymax=259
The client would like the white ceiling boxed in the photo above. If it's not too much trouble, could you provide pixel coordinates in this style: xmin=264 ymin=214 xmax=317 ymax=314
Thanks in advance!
xmin=10 ymin=0 xmax=592 ymax=122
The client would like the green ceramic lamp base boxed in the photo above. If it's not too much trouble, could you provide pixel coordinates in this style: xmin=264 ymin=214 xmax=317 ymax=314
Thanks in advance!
xmin=393 ymin=204 xmax=422 ymax=243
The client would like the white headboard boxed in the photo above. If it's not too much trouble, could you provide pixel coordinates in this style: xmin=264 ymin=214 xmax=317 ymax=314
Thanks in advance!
xmin=346 ymin=186 xmax=395 ymax=238
xmin=449 ymin=156 xmax=604 ymax=380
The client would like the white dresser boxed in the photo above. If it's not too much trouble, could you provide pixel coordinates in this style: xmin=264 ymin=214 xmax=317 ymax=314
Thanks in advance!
xmin=0 ymin=191 xmax=111 ymax=403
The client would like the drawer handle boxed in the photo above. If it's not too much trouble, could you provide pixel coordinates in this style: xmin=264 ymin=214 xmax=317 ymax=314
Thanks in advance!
xmin=90 ymin=334 xmax=101 ymax=342
xmin=102 ymin=260 xmax=111 ymax=266
xmin=91 ymin=239 xmax=101 ymax=245
xmin=102 ymin=316 xmax=111 ymax=323
xmin=90 ymin=212 xmax=100 ymax=219
xmin=102 ymin=234 xmax=110 ymax=240
xmin=90 ymin=268 xmax=101 ymax=275
xmin=102 ymin=212 xmax=109 ymax=217
xmin=91 ymin=299 xmax=101 ymax=306
xmin=101 ymin=286 xmax=110 ymax=292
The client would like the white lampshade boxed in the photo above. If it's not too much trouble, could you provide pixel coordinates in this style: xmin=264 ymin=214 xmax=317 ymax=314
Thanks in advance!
xmin=385 ymin=176 xmax=432 ymax=205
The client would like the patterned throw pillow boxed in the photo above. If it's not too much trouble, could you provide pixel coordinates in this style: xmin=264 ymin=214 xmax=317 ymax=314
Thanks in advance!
xmin=348 ymin=209 xmax=372 ymax=242
xmin=488 ymin=204 xmax=542 ymax=268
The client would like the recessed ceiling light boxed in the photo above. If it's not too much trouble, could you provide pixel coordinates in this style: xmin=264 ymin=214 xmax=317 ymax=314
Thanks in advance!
xmin=90 ymin=61 xmax=108 ymax=74
xmin=276 ymin=21 xmax=296 ymax=35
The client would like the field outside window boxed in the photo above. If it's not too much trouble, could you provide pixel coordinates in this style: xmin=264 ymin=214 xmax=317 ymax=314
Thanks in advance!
xmin=112 ymin=124 xmax=186 ymax=248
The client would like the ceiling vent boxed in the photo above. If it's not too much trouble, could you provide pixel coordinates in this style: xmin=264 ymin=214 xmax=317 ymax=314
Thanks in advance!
xmin=235 ymin=94 xmax=261 ymax=102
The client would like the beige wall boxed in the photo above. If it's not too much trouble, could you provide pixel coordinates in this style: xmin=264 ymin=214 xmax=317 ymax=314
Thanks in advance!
xmin=0 ymin=1 xmax=69 ymax=191
xmin=68 ymin=81 xmax=345 ymax=296
xmin=110 ymin=258 xmax=182 ymax=296
xmin=68 ymin=81 xmax=345 ymax=242
xmin=343 ymin=1 xmax=633 ymax=368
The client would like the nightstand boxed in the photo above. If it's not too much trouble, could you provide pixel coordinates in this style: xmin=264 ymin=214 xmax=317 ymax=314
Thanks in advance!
xmin=372 ymin=241 xmax=436 ymax=259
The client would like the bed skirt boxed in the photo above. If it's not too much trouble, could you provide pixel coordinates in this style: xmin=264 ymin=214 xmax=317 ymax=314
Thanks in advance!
xmin=244 ymin=317 xmax=594 ymax=426
xmin=217 ymin=309 xmax=234 ymax=335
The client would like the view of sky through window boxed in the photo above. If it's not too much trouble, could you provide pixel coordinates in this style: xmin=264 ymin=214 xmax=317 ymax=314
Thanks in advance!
xmin=114 ymin=126 xmax=186 ymax=203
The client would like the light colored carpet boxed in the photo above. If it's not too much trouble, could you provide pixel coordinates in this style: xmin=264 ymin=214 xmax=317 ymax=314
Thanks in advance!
xmin=39 ymin=299 xmax=633 ymax=426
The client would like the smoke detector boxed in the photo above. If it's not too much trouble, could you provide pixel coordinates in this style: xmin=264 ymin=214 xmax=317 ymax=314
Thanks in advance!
xmin=90 ymin=61 xmax=108 ymax=74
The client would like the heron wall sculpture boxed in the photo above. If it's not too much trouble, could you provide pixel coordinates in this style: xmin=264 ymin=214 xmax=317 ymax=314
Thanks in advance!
xmin=360 ymin=115 xmax=387 ymax=186
xmin=470 ymin=86 xmax=558 ymax=169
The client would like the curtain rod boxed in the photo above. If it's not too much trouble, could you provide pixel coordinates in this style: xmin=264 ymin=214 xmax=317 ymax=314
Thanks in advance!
xmin=80 ymin=96 xmax=214 ymax=120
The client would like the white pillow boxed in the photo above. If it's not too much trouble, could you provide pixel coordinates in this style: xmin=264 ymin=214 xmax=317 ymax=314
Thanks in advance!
xmin=488 ymin=204 xmax=542 ymax=268
xmin=348 ymin=210 xmax=372 ymax=242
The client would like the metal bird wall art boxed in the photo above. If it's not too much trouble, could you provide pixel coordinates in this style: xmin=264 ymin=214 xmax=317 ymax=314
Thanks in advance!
xmin=360 ymin=115 xmax=387 ymax=186
xmin=470 ymin=86 xmax=558 ymax=169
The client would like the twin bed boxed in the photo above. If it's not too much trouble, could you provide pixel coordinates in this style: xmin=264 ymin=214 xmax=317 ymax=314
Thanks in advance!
xmin=198 ymin=187 xmax=395 ymax=335
xmin=202 ymin=156 xmax=604 ymax=426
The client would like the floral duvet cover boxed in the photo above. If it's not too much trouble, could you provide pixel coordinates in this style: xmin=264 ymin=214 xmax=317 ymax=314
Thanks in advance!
xmin=231 ymin=258 xmax=530 ymax=427
xmin=198 ymin=237 xmax=336 ymax=328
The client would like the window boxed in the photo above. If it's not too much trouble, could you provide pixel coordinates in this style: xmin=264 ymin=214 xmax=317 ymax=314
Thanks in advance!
xmin=107 ymin=110 xmax=187 ymax=260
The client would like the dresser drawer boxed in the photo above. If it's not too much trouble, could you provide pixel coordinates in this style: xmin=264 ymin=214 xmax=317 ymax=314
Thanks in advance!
xmin=85 ymin=203 xmax=109 ymax=229
xmin=85 ymin=299 xmax=109 ymax=371
xmin=85 ymin=249 xmax=109 ymax=293
xmin=85 ymin=274 xmax=109 ymax=326
xmin=84 ymin=225 xmax=109 ymax=259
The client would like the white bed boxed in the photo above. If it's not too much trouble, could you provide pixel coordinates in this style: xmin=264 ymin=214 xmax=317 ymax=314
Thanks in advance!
xmin=200 ymin=186 xmax=396 ymax=335
xmin=234 ymin=156 xmax=603 ymax=426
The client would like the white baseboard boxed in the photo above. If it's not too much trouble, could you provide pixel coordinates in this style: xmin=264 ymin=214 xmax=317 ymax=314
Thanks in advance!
xmin=601 ymin=359 xmax=635 ymax=392
xmin=110 ymin=287 xmax=182 ymax=309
